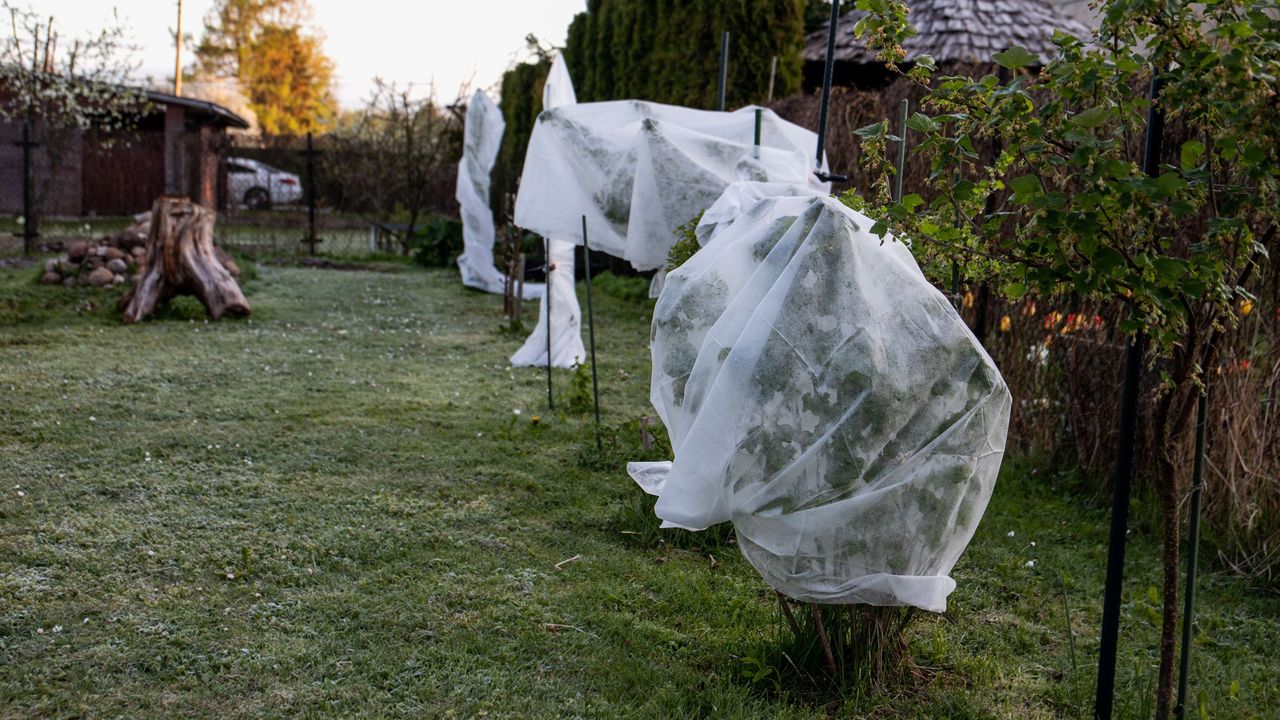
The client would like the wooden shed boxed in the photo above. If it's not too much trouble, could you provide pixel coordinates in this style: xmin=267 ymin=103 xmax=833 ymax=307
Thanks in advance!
xmin=0 ymin=88 xmax=249 ymax=217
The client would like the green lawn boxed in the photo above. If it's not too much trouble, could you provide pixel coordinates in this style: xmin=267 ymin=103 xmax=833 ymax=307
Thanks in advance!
xmin=1 ymin=262 xmax=1276 ymax=719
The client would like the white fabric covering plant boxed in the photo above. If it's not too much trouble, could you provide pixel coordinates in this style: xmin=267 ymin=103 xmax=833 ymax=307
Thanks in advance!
xmin=512 ymin=56 xmax=586 ymax=369
xmin=510 ymin=238 xmax=587 ymax=368
xmin=456 ymin=89 xmax=541 ymax=298
xmin=628 ymin=194 xmax=1012 ymax=613
xmin=695 ymin=181 xmax=824 ymax=246
xmin=514 ymin=100 xmax=829 ymax=271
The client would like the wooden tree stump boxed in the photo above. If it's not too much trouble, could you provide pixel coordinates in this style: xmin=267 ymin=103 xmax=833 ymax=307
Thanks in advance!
xmin=120 ymin=197 xmax=250 ymax=323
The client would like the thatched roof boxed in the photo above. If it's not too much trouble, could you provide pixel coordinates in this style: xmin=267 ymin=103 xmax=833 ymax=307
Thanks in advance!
xmin=804 ymin=0 xmax=1094 ymax=67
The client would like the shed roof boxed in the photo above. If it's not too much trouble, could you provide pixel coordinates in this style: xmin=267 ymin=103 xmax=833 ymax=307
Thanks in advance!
xmin=144 ymin=89 xmax=250 ymax=130
xmin=804 ymin=0 xmax=1094 ymax=67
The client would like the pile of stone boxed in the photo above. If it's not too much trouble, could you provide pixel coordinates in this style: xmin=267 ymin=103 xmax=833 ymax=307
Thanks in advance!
xmin=39 ymin=215 xmax=150 ymax=288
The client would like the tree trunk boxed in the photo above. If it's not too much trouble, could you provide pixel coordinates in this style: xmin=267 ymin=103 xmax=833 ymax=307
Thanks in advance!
xmin=120 ymin=196 xmax=249 ymax=323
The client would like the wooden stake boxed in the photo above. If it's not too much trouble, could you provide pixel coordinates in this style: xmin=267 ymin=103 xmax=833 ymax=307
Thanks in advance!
xmin=808 ymin=603 xmax=839 ymax=678
xmin=777 ymin=592 xmax=802 ymax=637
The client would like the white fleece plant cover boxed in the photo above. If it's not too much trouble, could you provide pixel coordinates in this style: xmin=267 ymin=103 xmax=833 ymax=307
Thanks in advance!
xmin=512 ymin=55 xmax=586 ymax=368
xmin=457 ymin=89 xmax=541 ymax=299
xmin=510 ymin=239 xmax=586 ymax=368
xmin=696 ymin=180 xmax=825 ymax=246
xmin=514 ymin=100 xmax=829 ymax=271
xmin=628 ymin=194 xmax=1012 ymax=612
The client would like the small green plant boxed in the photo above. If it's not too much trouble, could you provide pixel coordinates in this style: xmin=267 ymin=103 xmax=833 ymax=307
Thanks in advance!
xmin=666 ymin=211 xmax=704 ymax=271
xmin=737 ymin=648 xmax=783 ymax=696
xmin=575 ymin=416 xmax=671 ymax=472
xmin=564 ymin=362 xmax=595 ymax=415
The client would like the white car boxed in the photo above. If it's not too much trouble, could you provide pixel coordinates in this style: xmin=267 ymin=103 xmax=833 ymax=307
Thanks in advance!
xmin=226 ymin=157 xmax=303 ymax=210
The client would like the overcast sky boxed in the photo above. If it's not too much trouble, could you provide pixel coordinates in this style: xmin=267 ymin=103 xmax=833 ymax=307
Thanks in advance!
xmin=37 ymin=0 xmax=587 ymax=107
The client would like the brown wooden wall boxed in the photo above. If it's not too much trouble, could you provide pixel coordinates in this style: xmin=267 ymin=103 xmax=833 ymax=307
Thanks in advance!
xmin=80 ymin=130 xmax=166 ymax=216
xmin=0 ymin=119 xmax=83 ymax=216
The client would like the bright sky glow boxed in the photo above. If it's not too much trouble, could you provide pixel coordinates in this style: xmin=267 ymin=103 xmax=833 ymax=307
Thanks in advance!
xmin=35 ymin=0 xmax=587 ymax=107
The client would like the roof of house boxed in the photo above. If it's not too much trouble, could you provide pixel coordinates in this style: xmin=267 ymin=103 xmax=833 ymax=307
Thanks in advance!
xmin=804 ymin=0 xmax=1094 ymax=67
xmin=145 ymin=89 xmax=250 ymax=129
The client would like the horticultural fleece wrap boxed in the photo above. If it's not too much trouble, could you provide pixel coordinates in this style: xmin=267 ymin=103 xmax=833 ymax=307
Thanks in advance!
xmin=630 ymin=193 xmax=1011 ymax=612
xmin=512 ymin=55 xmax=587 ymax=369
xmin=514 ymin=100 xmax=828 ymax=271
xmin=456 ymin=89 xmax=541 ymax=299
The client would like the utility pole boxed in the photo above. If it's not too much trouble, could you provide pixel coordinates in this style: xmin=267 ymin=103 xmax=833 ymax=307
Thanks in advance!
xmin=174 ymin=0 xmax=184 ymax=96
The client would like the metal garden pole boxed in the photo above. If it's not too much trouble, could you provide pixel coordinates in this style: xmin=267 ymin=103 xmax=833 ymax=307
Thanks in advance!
xmin=303 ymin=131 xmax=320 ymax=255
xmin=16 ymin=118 xmax=39 ymax=255
xmin=1174 ymin=376 xmax=1209 ymax=720
xmin=1095 ymin=72 xmax=1164 ymax=720
xmin=753 ymin=107 xmax=762 ymax=159
xmin=1094 ymin=331 xmax=1147 ymax=720
xmin=814 ymin=0 xmax=840 ymax=169
xmin=894 ymin=98 xmax=909 ymax=202
xmin=295 ymin=131 xmax=322 ymax=255
xmin=717 ymin=31 xmax=730 ymax=112
xmin=812 ymin=1 xmax=847 ymax=185
xmin=545 ymin=237 xmax=554 ymax=411
xmin=581 ymin=215 xmax=602 ymax=450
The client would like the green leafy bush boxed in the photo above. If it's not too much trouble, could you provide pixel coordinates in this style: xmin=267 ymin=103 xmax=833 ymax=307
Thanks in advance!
xmin=666 ymin=212 xmax=703 ymax=271
xmin=408 ymin=217 xmax=463 ymax=268
xmin=591 ymin=271 xmax=650 ymax=303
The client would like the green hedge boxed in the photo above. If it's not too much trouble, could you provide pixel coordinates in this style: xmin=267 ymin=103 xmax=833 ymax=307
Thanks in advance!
xmin=564 ymin=0 xmax=806 ymax=109
xmin=495 ymin=1 xmax=808 ymax=217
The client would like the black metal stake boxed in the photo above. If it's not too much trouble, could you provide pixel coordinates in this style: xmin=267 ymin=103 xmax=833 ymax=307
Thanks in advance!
xmin=15 ymin=118 xmax=40 ymax=255
xmin=300 ymin=131 xmax=321 ymax=255
xmin=545 ymin=237 xmax=554 ymax=411
xmin=581 ymin=216 xmax=601 ymax=450
xmin=1174 ymin=377 xmax=1209 ymax=720
xmin=815 ymin=0 xmax=840 ymax=165
xmin=813 ymin=0 xmax=845 ymax=184
xmin=1095 ymin=72 xmax=1164 ymax=720
xmin=895 ymin=98 xmax=909 ymax=202
xmin=716 ymin=31 xmax=730 ymax=112
xmin=1094 ymin=331 xmax=1146 ymax=720
xmin=753 ymin=107 xmax=762 ymax=159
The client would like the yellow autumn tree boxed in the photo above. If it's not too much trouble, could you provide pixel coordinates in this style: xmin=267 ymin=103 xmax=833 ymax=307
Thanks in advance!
xmin=241 ymin=24 xmax=334 ymax=134
xmin=195 ymin=0 xmax=335 ymax=135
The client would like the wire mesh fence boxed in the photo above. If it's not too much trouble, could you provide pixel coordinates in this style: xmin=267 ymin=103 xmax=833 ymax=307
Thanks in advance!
xmin=212 ymin=132 xmax=460 ymax=258
xmin=0 ymin=127 xmax=460 ymax=259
